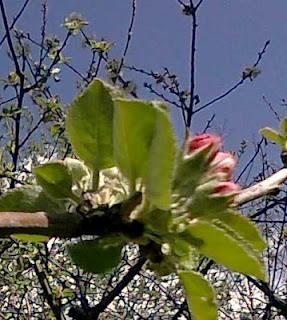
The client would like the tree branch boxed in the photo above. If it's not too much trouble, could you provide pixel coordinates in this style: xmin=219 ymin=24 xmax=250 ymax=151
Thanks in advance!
xmin=234 ymin=168 xmax=287 ymax=206
xmin=69 ymin=256 xmax=146 ymax=320
xmin=0 ymin=193 xmax=144 ymax=238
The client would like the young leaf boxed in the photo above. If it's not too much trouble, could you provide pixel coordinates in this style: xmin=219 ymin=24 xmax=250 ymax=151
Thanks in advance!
xmin=145 ymin=102 xmax=177 ymax=209
xmin=34 ymin=162 xmax=77 ymax=201
xmin=11 ymin=234 xmax=49 ymax=242
xmin=113 ymin=99 xmax=156 ymax=186
xmin=184 ymin=220 xmax=266 ymax=280
xmin=63 ymin=158 xmax=91 ymax=194
xmin=216 ymin=210 xmax=266 ymax=251
xmin=187 ymin=186 xmax=231 ymax=218
xmin=69 ymin=238 xmax=123 ymax=273
xmin=0 ymin=185 xmax=64 ymax=213
xmin=280 ymin=117 xmax=287 ymax=138
xmin=259 ymin=127 xmax=285 ymax=145
xmin=173 ymin=145 xmax=212 ymax=196
xmin=179 ymin=270 xmax=218 ymax=320
xmin=66 ymin=79 xmax=114 ymax=170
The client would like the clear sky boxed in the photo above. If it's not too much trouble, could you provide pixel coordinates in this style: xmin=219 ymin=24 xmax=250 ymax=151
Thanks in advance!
xmin=2 ymin=0 xmax=287 ymax=165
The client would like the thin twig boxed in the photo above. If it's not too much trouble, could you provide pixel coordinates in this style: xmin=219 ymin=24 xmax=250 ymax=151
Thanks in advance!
xmin=187 ymin=0 xmax=197 ymax=128
xmin=69 ymin=257 xmax=146 ymax=320
xmin=194 ymin=41 xmax=270 ymax=114
xmin=116 ymin=0 xmax=137 ymax=82
xmin=0 ymin=0 xmax=30 ymax=47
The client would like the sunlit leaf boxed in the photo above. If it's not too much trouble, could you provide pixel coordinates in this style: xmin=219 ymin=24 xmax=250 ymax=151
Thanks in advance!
xmin=185 ymin=220 xmax=266 ymax=280
xmin=259 ymin=127 xmax=284 ymax=145
xmin=64 ymin=158 xmax=91 ymax=194
xmin=69 ymin=238 xmax=123 ymax=273
xmin=11 ymin=234 xmax=49 ymax=242
xmin=179 ymin=270 xmax=218 ymax=320
xmin=34 ymin=162 xmax=77 ymax=201
xmin=145 ymin=102 xmax=177 ymax=209
xmin=66 ymin=79 xmax=114 ymax=170
xmin=216 ymin=210 xmax=266 ymax=251
xmin=280 ymin=117 xmax=287 ymax=138
xmin=113 ymin=99 xmax=156 ymax=186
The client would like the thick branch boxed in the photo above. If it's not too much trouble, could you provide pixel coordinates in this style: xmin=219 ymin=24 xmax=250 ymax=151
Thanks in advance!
xmin=0 ymin=211 xmax=83 ymax=238
xmin=234 ymin=168 xmax=287 ymax=206
xmin=0 ymin=193 xmax=143 ymax=238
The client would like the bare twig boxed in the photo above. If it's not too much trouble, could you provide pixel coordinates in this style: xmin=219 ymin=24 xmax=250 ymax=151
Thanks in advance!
xmin=33 ymin=260 xmax=64 ymax=320
xmin=187 ymin=0 xmax=197 ymax=128
xmin=116 ymin=0 xmax=137 ymax=82
xmin=69 ymin=256 xmax=146 ymax=320
xmin=194 ymin=41 xmax=270 ymax=114
xmin=0 ymin=0 xmax=30 ymax=47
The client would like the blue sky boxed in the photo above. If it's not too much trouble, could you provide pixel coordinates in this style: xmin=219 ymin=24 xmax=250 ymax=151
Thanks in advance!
xmin=3 ymin=1 xmax=287 ymax=165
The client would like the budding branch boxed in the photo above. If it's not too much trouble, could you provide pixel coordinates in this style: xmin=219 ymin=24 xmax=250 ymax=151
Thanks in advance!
xmin=0 ymin=169 xmax=287 ymax=238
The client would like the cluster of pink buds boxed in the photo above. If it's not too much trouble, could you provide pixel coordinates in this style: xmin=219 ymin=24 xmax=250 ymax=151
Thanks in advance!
xmin=187 ymin=133 xmax=240 ymax=196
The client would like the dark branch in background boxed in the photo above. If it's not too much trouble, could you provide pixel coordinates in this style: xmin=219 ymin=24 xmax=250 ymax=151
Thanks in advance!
xmin=18 ymin=110 xmax=50 ymax=149
xmin=263 ymin=95 xmax=281 ymax=122
xmin=38 ymin=0 xmax=48 ymax=70
xmin=247 ymin=276 xmax=287 ymax=318
xmin=270 ymin=202 xmax=287 ymax=289
xmin=194 ymin=41 xmax=270 ymax=114
xmin=115 ymin=0 xmax=137 ymax=83
xmin=144 ymin=82 xmax=183 ymax=109
xmin=187 ymin=0 xmax=198 ymax=128
xmin=80 ymin=29 xmax=138 ymax=98
xmin=69 ymin=257 xmax=146 ymax=320
xmin=24 ymin=31 xmax=71 ymax=93
xmin=0 ymin=0 xmax=26 ymax=188
xmin=0 ymin=0 xmax=24 ymax=78
xmin=125 ymin=65 xmax=188 ymax=126
xmin=236 ymin=138 xmax=264 ymax=183
xmin=33 ymin=260 xmax=64 ymax=320
xmin=0 ymin=0 xmax=30 ymax=47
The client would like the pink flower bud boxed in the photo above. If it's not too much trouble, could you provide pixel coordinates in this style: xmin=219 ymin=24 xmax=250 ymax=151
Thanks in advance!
xmin=214 ymin=181 xmax=240 ymax=195
xmin=211 ymin=152 xmax=237 ymax=179
xmin=187 ymin=133 xmax=222 ymax=159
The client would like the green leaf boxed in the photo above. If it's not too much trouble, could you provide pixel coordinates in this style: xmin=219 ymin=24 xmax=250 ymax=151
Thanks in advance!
xmin=66 ymin=79 xmax=114 ymax=169
xmin=216 ymin=211 xmax=266 ymax=251
xmin=145 ymin=102 xmax=177 ymax=209
xmin=63 ymin=158 xmax=91 ymax=194
xmin=280 ymin=117 xmax=287 ymax=138
xmin=34 ymin=162 xmax=77 ymax=201
xmin=173 ymin=145 xmax=212 ymax=196
xmin=11 ymin=234 xmax=49 ymax=242
xmin=113 ymin=99 xmax=157 ymax=186
xmin=172 ymin=238 xmax=199 ymax=270
xmin=62 ymin=288 xmax=75 ymax=298
xmin=69 ymin=238 xmax=123 ymax=273
xmin=187 ymin=183 xmax=231 ymax=218
xmin=185 ymin=220 xmax=266 ymax=280
xmin=259 ymin=127 xmax=285 ymax=145
xmin=0 ymin=185 xmax=64 ymax=213
xmin=179 ymin=271 xmax=217 ymax=320
xmin=146 ymin=209 xmax=172 ymax=234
